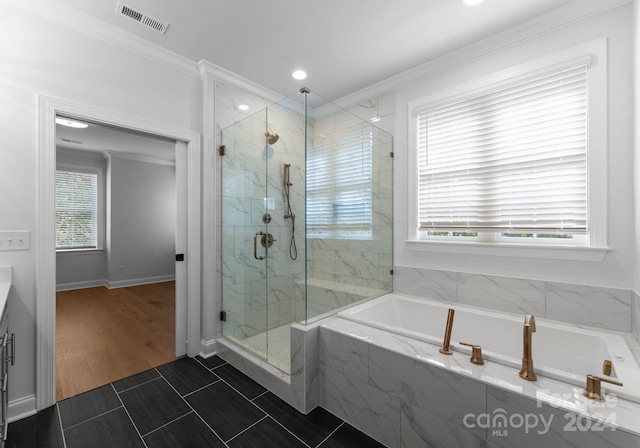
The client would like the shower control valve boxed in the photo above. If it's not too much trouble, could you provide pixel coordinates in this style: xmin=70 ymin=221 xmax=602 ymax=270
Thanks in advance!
xmin=261 ymin=233 xmax=276 ymax=248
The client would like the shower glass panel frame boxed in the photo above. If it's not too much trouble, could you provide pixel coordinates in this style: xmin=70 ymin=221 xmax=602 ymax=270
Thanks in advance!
xmin=220 ymin=89 xmax=393 ymax=374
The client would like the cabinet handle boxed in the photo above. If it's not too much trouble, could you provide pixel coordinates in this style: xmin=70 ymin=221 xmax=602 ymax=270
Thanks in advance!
xmin=9 ymin=334 xmax=13 ymax=366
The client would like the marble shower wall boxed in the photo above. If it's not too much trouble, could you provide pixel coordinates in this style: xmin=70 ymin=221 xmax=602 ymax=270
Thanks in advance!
xmin=394 ymin=265 xmax=633 ymax=333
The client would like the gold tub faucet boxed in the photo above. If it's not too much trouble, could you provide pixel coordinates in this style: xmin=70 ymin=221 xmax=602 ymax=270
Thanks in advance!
xmin=519 ymin=314 xmax=537 ymax=381
xmin=439 ymin=309 xmax=455 ymax=355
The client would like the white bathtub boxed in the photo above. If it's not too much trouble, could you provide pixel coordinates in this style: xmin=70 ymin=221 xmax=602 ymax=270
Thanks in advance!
xmin=339 ymin=293 xmax=640 ymax=403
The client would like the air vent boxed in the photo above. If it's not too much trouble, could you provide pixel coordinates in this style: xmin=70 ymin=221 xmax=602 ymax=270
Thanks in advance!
xmin=115 ymin=1 xmax=169 ymax=35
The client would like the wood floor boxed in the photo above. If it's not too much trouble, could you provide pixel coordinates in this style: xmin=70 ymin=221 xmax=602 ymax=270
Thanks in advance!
xmin=55 ymin=281 xmax=176 ymax=401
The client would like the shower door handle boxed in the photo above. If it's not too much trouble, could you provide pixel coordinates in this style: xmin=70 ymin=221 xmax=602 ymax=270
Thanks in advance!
xmin=254 ymin=231 xmax=266 ymax=260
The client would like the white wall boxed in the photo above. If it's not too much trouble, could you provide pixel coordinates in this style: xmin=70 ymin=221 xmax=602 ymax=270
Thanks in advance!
xmin=394 ymin=4 xmax=635 ymax=289
xmin=0 ymin=2 xmax=200 ymax=409
xmin=108 ymin=156 xmax=176 ymax=286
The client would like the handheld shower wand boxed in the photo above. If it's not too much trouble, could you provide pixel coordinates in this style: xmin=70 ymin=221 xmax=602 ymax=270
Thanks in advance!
xmin=283 ymin=164 xmax=298 ymax=260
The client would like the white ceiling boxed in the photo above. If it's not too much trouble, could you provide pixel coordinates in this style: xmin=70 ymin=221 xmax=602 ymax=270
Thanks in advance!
xmin=56 ymin=119 xmax=176 ymax=162
xmin=51 ymin=0 xmax=581 ymax=101
xmin=49 ymin=0 xmax=613 ymax=159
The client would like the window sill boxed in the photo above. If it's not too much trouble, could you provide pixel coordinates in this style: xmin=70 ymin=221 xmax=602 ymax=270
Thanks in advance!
xmin=405 ymin=240 xmax=609 ymax=262
xmin=56 ymin=248 xmax=104 ymax=256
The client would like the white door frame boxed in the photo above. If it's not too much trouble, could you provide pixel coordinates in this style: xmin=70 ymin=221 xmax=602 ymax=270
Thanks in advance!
xmin=174 ymin=141 xmax=188 ymax=356
xmin=36 ymin=96 xmax=202 ymax=410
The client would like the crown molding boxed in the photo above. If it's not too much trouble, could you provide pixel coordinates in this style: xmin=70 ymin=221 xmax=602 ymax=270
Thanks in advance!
xmin=5 ymin=0 xmax=630 ymax=110
xmin=197 ymin=60 xmax=282 ymax=104
xmin=332 ymin=0 xmax=631 ymax=109
xmin=3 ymin=0 xmax=200 ymax=79
xmin=197 ymin=59 xmax=307 ymax=115
xmin=103 ymin=150 xmax=175 ymax=167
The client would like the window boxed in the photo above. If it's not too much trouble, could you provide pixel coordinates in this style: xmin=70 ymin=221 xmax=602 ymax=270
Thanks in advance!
xmin=55 ymin=169 xmax=98 ymax=250
xmin=306 ymin=124 xmax=373 ymax=239
xmin=414 ymin=62 xmax=591 ymax=245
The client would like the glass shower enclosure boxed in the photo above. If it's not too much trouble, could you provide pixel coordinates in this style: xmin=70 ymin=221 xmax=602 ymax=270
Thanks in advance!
xmin=220 ymin=89 xmax=393 ymax=373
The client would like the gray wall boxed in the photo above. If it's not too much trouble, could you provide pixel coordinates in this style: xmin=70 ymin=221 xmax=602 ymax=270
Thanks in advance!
xmin=107 ymin=155 xmax=176 ymax=287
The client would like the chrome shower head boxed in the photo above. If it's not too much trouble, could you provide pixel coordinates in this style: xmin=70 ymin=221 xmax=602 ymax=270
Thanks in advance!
xmin=265 ymin=131 xmax=279 ymax=145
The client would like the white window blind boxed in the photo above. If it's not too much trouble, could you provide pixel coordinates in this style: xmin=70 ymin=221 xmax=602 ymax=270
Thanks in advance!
xmin=56 ymin=170 xmax=98 ymax=249
xmin=418 ymin=64 xmax=587 ymax=234
xmin=307 ymin=125 xmax=373 ymax=238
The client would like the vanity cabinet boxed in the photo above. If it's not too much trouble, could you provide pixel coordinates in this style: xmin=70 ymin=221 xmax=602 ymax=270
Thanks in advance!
xmin=0 ymin=310 xmax=14 ymax=448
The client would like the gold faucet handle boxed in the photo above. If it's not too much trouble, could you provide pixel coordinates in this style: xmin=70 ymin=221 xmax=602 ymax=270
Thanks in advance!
xmin=459 ymin=342 xmax=485 ymax=365
xmin=603 ymin=360 xmax=612 ymax=376
xmin=583 ymin=374 xmax=623 ymax=401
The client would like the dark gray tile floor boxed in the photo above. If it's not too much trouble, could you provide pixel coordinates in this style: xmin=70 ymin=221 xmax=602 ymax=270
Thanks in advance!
xmin=7 ymin=356 xmax=386 ymax=448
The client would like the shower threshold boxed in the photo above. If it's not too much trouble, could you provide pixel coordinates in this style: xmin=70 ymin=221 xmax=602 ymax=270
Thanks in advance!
xmin=231 ymin=322 xmax=293 ymax=374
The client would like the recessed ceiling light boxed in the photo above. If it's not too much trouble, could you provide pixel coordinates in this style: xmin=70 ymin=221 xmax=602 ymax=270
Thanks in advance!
xmin=238 ymin=104 xmax=249 ymax=111
xmin=292 ymin=70 xmax=307 ymax=80
xmin=56 ymin=117 xmax=88 ymax=128
xmin=462 ymin=0 xmax=485 ymax=5
xmin=371 ymin=116 xmax=381 ymax=123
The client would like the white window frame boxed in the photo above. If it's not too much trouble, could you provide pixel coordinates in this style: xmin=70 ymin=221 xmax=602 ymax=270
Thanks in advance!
xmin=55 ymin=163 xmax=105 ymax=253
xmin=406 ymin=39 xmax=609 ymax=262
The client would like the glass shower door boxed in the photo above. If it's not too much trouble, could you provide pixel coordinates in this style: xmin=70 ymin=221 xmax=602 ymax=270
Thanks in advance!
xmin=220 ymin=109 xmax=270 ymax=360
xmin=220 ymin=98 xmax=305 ymax=374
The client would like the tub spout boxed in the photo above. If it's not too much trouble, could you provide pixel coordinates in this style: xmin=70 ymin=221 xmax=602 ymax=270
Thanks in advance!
xmin=439 ymin=309 xmax=455 ymax=355
xmin=519 ymin=314 xmax=537 ymax=381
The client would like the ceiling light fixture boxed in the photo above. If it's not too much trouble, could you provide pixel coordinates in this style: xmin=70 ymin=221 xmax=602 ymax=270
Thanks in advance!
xmin=56 ymin=117 xmax=88 ymax=129
xmin=292 ymin=70 xmax=307 ymax=80
xmin=238 ymin=104 xmax=250 ymax=111
xmin=462 ymin=0 xmax=485 ymax=5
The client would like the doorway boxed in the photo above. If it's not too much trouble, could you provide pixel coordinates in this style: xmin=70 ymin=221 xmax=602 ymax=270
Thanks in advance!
xmin=36 ymin=96 xmax=201 ymax=410
xmin=54 ymin=119 xmax=181 ymax=399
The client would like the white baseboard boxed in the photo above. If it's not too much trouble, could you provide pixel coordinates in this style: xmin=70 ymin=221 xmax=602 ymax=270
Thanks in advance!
xmin=56 ymin=279 xmax=106 ymax=292
xmin=57 ymin=275 xmax=176 ymax=291
xmin=8 ymin=394 xmax=37 ymax=423
xmin=199 ymin=339 xmax=217 ymax=358
xmin=106 ymin=275 xmax=175 ymax=289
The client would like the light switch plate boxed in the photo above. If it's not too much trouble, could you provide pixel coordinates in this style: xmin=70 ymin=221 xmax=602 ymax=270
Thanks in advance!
xmin=0 ymin=231 xmax=30 ymax=251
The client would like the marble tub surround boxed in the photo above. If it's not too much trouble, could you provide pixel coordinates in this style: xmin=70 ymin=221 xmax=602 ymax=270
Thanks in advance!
xmin=339 ymin=294 xmax=640 ymax=399
xmin=319 ymin=317 xmax=640 ymax=448
xmin=394 ymin=266 xmax=633 ymax=333
xmin=546 ymin=283 xmax=632 ymax=332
